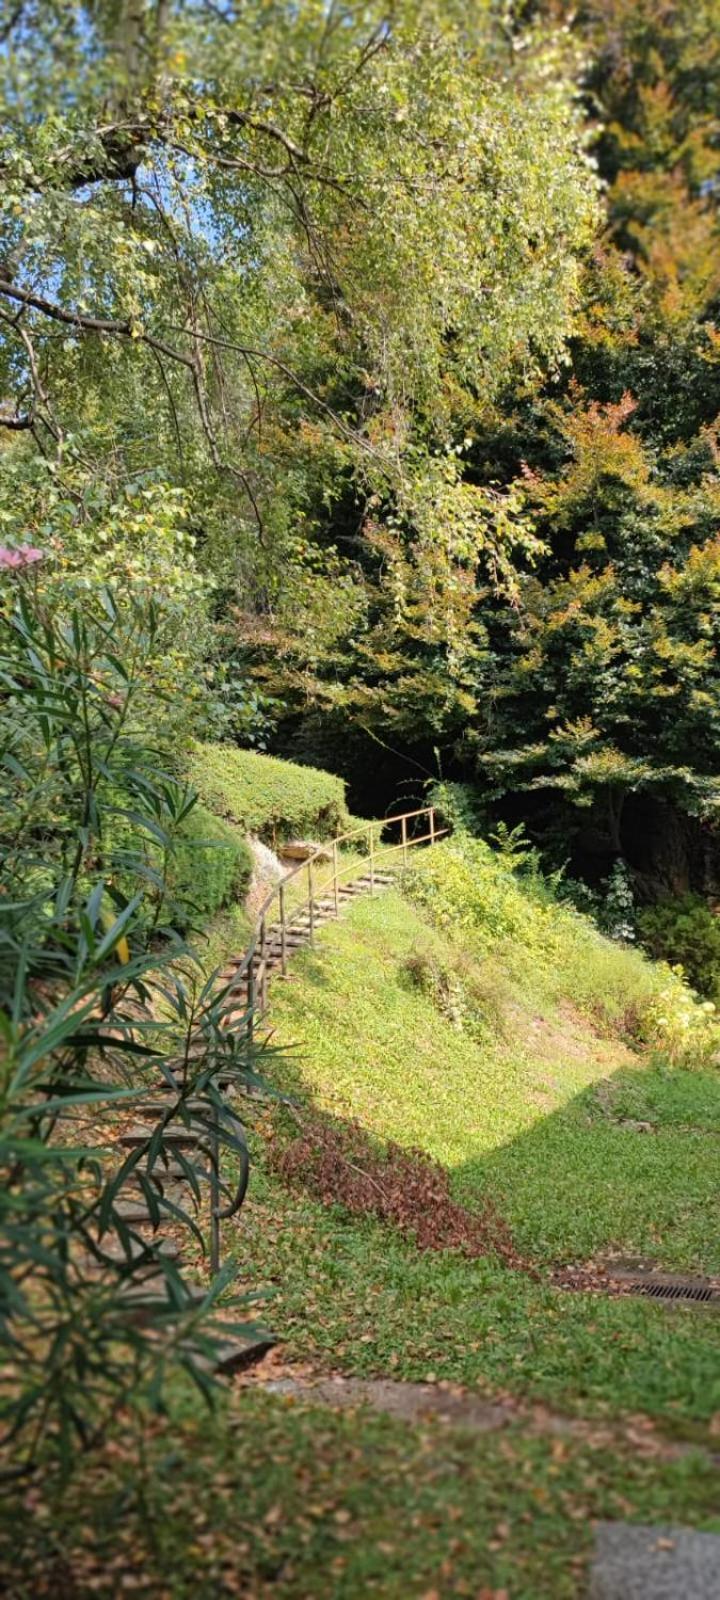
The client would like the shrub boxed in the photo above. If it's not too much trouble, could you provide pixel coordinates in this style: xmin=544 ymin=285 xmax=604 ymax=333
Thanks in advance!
xmin=404 ymin=835 xmax=720 ymax=1067
xmin=169 ymin=804 xmax=252 ymax=928
xmin=638 ymin=894 xmax=720 ymax=1001
xmin=189 ymin=743 xmax=350 ymax=843
xmin=0 ymin=568 xmax=262 ymax=1473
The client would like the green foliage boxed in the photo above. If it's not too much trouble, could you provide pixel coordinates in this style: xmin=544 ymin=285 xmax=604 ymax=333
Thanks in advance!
xmin=402 ymin=837 xmax=720 ymax=1065
xmin=190 ymin=743 xmax=349 ymax=844
xmin=638 ymin=894 xmax=720 ymax=1000
xmin=0 ymin=566 xmax=261 ymax=1472
xmin=167 ymin=804 xmax=252 ymax=930
xmin=600 ymin=860 xmax=637 ymax=944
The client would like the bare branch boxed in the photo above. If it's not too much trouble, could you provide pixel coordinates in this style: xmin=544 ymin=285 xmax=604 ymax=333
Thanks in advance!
xmin=0 ymin=411 xmax=32 ymax=430
xmin=0 ymin=279 xmax=195 ymax=370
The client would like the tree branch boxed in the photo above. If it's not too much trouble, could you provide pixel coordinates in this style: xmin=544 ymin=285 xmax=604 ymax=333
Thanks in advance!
xmin=0 ymin=279 xmax=194 ymax=370
xmin=0 ymin=411 xmax=32 ymax=430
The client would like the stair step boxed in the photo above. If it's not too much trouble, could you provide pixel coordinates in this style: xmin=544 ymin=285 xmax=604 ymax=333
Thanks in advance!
xmin=113 ymin=1198 xmax=163 ymax=1225
xmin=134 ymin=1098 xmax=222 ymax=1119
xmin=210 ymin=1333 xmax=275 ymax=1375
xmin=121 ymin=1276 xmax=207 ymax=1316
xmin=124 ymin=1164 xmax=204 ymax=1190
xmin=99 ymin=1235 xmax=181 ymax=1262
xmin=118 ymin=1123 xmax=209 ymax=1150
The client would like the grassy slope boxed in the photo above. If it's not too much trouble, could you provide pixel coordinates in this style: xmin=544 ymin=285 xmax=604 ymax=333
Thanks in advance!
xmin=226 ymin=869 xmax=720 ymax=1434
xmin=15 ymin=837 xmax=720 ymax=1598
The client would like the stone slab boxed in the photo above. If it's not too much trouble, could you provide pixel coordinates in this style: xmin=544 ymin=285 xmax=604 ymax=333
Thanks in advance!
xmin=591 ymin=1522 xmax=720 ymax=1599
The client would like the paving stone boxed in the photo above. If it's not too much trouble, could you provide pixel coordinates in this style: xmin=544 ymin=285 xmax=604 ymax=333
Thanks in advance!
xmin=590 ymin=1522 xmax=720 ymax=1599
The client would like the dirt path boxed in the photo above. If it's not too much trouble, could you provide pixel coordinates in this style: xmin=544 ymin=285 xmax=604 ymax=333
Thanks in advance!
xmin=242 ymin=1355 xmax=718 ymax=1466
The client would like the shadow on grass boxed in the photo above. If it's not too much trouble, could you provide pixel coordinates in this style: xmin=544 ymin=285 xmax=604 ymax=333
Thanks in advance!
xmin=454 ymin=1062 xmax=720 ymax=1273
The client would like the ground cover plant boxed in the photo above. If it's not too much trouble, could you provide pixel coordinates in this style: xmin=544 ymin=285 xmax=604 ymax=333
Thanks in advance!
xmin=3 ymin=1387 xmax=720 ymax=1599
xmin=234 ymin=842 xmax=720 ymax=1435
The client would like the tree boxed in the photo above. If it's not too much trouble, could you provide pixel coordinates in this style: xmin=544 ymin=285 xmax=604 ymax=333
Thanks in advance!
xmin=0 ymin=1 xmax=597 ymax=594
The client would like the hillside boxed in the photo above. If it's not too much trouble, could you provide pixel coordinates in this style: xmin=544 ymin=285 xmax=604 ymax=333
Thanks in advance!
xmin=7 ymin=764 xmax=720 ymax=1596
xmin=225 ymin=835 xmax=720 ymax=1437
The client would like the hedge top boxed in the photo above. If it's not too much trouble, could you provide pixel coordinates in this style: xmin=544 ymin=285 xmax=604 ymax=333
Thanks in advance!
xmin=190 ymin=743 xmax=350 ymax=843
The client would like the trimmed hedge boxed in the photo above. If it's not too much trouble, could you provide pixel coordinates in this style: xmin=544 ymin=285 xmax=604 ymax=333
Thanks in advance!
xmin=169 ymin=802 xmax=253 ymax=928
xmin=189 ymin=744 xmax=349 ymax=844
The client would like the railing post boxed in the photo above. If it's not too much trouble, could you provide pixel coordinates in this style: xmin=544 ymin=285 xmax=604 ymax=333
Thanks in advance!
xmin=260 ymin=915 xmax=267 ymax=1012
xmin=209 ymin=1112 xmax=221 ymax=1276
xmin=308 ymin=858 xmax=315 ymax=946
xmin=429 ymin=806 xmax=436 ymax=847
xmin=333 ymin=841 xmax=339 ymax=916
xmin=279 ymin=881 xmax=287 ymax=975
xmin=246 ymin=963 xmax=255 ymax=1045
xmin=369 ymin=823 xmax=375 ymax=895
xmin=401 ymin=813 xmax=408 ymax=866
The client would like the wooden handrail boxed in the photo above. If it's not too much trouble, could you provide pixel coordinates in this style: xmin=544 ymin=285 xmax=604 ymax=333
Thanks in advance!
xmin=211 ymin=803 xmax=446 ymax=1270
xmin=231 ymin=805 xmax=446 ymax=998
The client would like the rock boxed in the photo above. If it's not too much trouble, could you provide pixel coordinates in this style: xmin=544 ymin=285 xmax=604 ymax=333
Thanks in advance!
xmin=278 ymin=840 xmax=332 ymax=863
xmin=590 ymin=1522 xmax=720 ymax=1599
xmin=246 ymin=836 xmax=287 ymax=917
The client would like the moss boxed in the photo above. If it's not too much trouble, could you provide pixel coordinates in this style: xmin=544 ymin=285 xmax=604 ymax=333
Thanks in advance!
xmin=189 ymin=743 xmax=350 ymax=843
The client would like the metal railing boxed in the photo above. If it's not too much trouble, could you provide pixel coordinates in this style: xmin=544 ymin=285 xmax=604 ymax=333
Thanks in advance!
xmin=233 ymin=804 xmax=447 ymax=1028
xmin=209 ymin=805 xmax=447 ymax=1269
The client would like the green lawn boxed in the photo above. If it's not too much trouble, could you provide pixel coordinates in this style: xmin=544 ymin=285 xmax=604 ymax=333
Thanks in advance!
xmin=7 ymin=1389 xmax=720 ymax=1599
xmin=222 ymin=878 xmax=720 ymax=1435
xmin=266 ymin=890 xmax=720 ymax=1274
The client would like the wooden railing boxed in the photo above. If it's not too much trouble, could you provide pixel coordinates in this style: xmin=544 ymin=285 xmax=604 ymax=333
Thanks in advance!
xmin=209 ymin=805 xmax=447 ymax=1270
xmin=234 ymin=805 xmax=447 ymax=1031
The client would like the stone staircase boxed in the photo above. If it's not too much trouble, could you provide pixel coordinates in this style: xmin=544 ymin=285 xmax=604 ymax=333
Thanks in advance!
xmin=102 ymin=866 xmax=398 ymax=1375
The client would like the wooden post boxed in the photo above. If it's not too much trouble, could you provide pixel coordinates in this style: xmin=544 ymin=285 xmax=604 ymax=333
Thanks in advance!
xmin=333 ymin=841 xmax=339 ymax=916
xmin=279 ymin=881 xmax=287 ymax=975
xmin=308 ymin=858 xmax=315 ymax=946
xmin=209 ymin=1114 xmax=220 ymax=1276
xmin=429 ymin=806 xmax=436 ymax=847
xmin=401 ymin=813 xmax=408 ymax=866
xmin=369 ymin=823 xmax=375 ymax=895
xmin=260 ymin=915 xmax=267 ymax=1012
xmin=248 ymin=966 xmax=256 ymax=1043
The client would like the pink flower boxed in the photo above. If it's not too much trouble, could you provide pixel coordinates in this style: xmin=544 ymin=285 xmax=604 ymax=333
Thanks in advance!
xmin=0 ymin=545 xmax=44 ymax=569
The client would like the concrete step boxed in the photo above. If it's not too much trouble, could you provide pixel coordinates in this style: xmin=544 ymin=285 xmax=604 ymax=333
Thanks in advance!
xmin=118 ymin=1123 xmax=208 ymax=1150
xmin=101 ymin=1235 xmax=181 ymax=1262
xmin=120 ymin=1276 xmax=207 ymax=1317
xmin=126 ymin=1161 xmax=207 ymax=1189
xmin=80 ymin=1236 xmax=182 ymax=1271
xmin=113 ymin=1197 xmax=163 ymax=1225
xmin=133 ymin=1097 xmax=227 ymax=1119
xmin=208 ymin=1332 xmax=275 ymax=1375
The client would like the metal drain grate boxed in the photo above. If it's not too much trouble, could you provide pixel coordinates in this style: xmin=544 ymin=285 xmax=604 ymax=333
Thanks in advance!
xmin=609 ymin=1271 xmax=720 ymax=1308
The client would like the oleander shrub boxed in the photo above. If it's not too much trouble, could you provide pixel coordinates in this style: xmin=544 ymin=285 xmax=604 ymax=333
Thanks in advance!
xmin=189 ymin=743 xmax=350 ymax=843
xmin=0 ymin=558 xmax=262 ymax=1474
